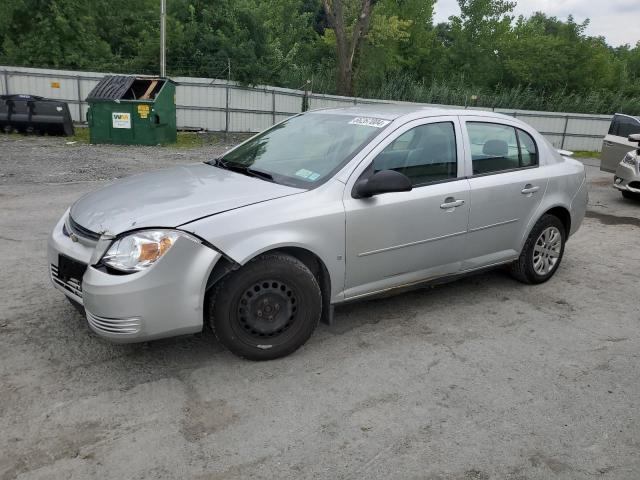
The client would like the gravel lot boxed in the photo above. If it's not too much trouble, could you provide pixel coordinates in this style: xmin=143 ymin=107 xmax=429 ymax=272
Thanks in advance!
xmin=1 ymin=134 xmax=639 ymax=480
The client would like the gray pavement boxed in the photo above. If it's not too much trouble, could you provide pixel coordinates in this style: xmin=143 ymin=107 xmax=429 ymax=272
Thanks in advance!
xmin=1 ymin=135 xmax=639 ymax=480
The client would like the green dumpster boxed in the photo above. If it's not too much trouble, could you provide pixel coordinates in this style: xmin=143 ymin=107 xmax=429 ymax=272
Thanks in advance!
xmin=86 ymin=75 xmax=177 ymax=145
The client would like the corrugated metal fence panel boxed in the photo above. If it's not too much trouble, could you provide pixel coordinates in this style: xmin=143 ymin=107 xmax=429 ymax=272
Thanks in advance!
xmin=174 ymin=79 xmax=227 ymax=130
xmin=562 ymin=135 xmax=604 ymax=152
xmin=275 ymin=92 xmax=302 ymax=115
xmin=177 ymin=107 xmax=226 ymax=131
xmin=0 ymin=65 xmax=614 ymax=151
xmin=568 ymin=117 xmax=611 ymax=137
xmin=308 ymin=95 xmax=356 ymax=110
xmin=230 ymin=112 xmax=272 ymax=132
xmin=0 ymin=66 xmax=106 ymax=123
xmin=516 ymin=115 xmax=568 ymax=137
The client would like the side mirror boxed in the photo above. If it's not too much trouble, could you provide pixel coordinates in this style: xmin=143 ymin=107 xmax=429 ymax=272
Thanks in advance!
xmin=629 ymin=133 xmax=640 ymax=143
xmin=353 ymin=169 xmax=412 ymax=199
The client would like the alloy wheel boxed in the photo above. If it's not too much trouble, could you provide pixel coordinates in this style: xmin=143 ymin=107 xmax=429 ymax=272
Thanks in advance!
xmin=532 ymin=226 xmax=562 ymax=276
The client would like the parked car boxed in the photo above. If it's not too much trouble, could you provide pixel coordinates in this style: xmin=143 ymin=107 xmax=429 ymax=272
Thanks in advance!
xmin=601 ymin=113 xmax=640 ymax=174
xmin=49 ymin=106 xmax=588 ymax=360
xmin=613 ymin=133 xmax=640 ymax=200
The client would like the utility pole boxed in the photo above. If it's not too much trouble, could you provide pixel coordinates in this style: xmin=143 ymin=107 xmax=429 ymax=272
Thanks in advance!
xmin=160 ymin=0 xmax=166 ymax=77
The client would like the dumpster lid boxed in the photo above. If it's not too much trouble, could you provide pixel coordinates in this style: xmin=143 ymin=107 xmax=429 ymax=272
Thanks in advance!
xmin=87 ymin=76 xmax=136 ymax=100
xmin=87 ymin=75 xmax=172 ymax=101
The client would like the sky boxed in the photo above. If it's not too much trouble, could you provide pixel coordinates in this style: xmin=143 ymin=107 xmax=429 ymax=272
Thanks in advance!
xmin=433 ymin=0 xmax=640 ymax=47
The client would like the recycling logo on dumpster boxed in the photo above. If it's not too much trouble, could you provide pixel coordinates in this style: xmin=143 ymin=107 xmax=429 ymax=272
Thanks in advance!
xmin=112 ymin=112 xmax=131 ymax=129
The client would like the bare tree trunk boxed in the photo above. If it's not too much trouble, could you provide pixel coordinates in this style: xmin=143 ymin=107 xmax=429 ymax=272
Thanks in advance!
xmin=323 ymin=0 xmax=375 ymax=96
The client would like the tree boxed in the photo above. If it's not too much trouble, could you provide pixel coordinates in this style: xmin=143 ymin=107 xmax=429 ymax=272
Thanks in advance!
xmin=0 ymin=0 xmax=113 ymax=70
xmin=167 ymin=0 xmax=272 ymax=83
xmin=356 ymin=0 xmax=434 ymax=92
xmin=447 ymin=0 xmax=516 ymax=86
xmin=322 ymin=0 xmax=378 ymax=95
xmin=1 ymin=0 xmax=639 ymax=114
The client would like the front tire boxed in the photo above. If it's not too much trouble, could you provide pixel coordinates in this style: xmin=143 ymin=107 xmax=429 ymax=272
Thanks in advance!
xmin=208 ymin=252 xmax=322 ymax=360
xmin=621 ymin=190 xmax=640 ymax=201
xmin=511 ymin=214 xmax=566 ymax=284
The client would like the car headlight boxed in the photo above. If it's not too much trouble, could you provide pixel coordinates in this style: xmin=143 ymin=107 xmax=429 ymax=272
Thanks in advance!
xmin=101 ymin=229 xmax=199 ymax=272
xmin=622 ymin=152 xmax=637 ymax=166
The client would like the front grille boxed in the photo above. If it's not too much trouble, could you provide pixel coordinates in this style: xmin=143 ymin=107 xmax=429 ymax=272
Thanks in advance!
xmin=67 ymin=216 xmax=101 ymax=241
xmin=86 ymin=311 xmax=141 ymax=335
xmin=51 ymin=264 xmax=83 ymax=299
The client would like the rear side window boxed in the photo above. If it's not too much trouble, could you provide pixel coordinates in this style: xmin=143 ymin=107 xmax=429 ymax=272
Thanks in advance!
xmin=373 ymin=122 xmax=457 ymax=186
xmin=517 ymin=129 xmax=538 ymax=167
xmin=468 ymin=122 xmax=538 ymax=175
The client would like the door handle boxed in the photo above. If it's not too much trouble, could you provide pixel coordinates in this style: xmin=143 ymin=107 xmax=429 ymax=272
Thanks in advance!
xmin=440 ymin=198 xmax=465 ymax=209
xmin=521 ymin=184 xmax=540 ymax=195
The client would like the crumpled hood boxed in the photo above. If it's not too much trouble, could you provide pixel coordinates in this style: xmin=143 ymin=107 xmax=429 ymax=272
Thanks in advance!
xmin=69 ymin=163 xmax=303 ymax=235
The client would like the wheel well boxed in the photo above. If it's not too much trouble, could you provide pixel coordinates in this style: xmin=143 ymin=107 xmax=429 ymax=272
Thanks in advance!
xmin=205 ymin=247 xmax=333 ymax=324
xmin=268 ymin=248 xmax=332 ymax=325
xmin=544 ymin=206 xmax=571 ymax=234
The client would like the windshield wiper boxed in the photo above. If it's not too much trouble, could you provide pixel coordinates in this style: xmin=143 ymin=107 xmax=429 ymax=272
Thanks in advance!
xmin=245 ymin=167 xmax=274 ymax=181
xmin=206 ymin=157 xmax=229 ymax=168
xmin=207 ymin=157 xmax=274 ymax=182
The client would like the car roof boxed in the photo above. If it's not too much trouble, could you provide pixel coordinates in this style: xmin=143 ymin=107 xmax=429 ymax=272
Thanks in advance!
xmin=614 ymin=113 xmax=640 ymax=122
xmin=311 ymin=103 xmax=514 ymax=122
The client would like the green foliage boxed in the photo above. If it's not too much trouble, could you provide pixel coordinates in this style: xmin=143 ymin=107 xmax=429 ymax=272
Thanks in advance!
xmin=1 ymin=0 xmax=113 ymax=69
xmin=0 ymin=0 xmax=639 ymax=114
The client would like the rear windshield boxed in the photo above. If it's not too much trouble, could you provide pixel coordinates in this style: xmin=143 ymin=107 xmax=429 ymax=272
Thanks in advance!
xmin=218 ymin=113 xmax=389 ymax=188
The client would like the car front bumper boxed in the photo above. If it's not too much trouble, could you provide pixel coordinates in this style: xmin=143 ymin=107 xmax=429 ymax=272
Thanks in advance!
xmin=48 ymin=213 xmax=221 ymax=343
xmin=613 ymin=161 xmax=640 ymax=194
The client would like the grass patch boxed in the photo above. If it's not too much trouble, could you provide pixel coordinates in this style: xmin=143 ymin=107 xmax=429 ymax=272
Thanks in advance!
xmin=69 ymin=126 xmax=90 ymax=143
xmin=171 ymin=132 xmax=209 ymax=148
xmin=170 ymin=131 xmax=253 ymax=148
xmin=571 ymin=150 xmax=600 ymax=159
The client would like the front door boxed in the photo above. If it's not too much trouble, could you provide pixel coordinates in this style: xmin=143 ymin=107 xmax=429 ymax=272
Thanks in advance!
xmin=343 ymin=117 xmax=470 ymax=299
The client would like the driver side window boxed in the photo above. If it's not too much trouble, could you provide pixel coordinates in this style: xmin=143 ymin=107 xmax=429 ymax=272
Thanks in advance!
xmin=373 ymin=122 xmax=458 ymax=186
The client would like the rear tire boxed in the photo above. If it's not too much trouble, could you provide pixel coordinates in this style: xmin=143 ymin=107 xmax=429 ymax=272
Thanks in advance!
xmin=621 ymin=190 xmax=640 ymax=200
xmin=208 ymin=252 xmax=322 ymax=360
xmin=511 ymin=214 xmax=566 ymax=284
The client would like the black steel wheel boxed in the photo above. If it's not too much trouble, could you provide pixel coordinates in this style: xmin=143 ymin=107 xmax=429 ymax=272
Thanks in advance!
xmin=209 ymin=252 xmax=322 ymax=360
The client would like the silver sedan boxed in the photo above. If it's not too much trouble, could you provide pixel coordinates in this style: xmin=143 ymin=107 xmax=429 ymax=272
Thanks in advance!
xmin=48 ymin=105 xmax=588 ymax=360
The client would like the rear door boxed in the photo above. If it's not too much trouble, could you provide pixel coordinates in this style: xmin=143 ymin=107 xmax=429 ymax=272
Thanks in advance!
xmin=461 ymin=118 xmax=548 ymax=270
xmin=601 ymin=114 xmax=640 ymax=172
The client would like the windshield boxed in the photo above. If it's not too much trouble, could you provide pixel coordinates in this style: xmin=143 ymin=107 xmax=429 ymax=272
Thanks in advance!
xmin=212 ymin=113 xmax=389 ymax=187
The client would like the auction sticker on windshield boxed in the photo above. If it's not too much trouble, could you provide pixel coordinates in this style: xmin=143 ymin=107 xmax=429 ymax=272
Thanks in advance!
xmin=349 ymin=117 xmax=390 ymax=128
